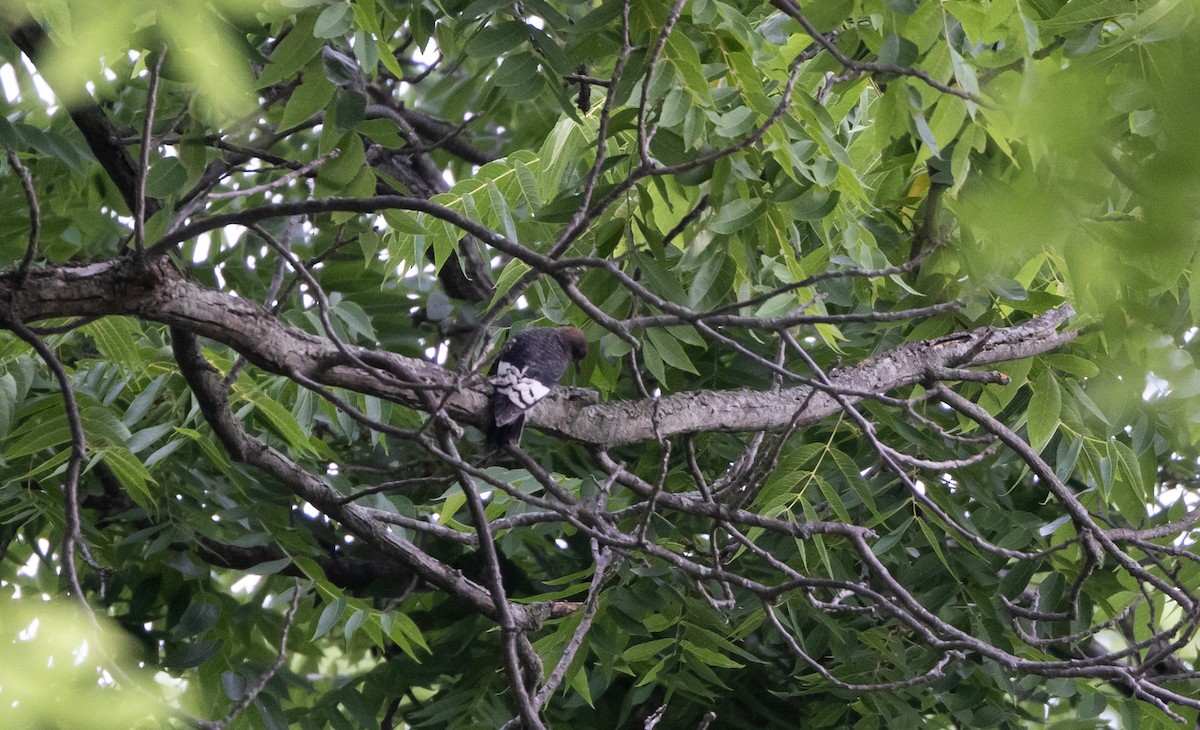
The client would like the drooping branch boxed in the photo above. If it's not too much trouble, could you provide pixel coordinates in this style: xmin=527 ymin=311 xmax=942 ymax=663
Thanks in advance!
xmin=5 ymin=146 xmax=40 ymax=280
xmin=168 ymin=327 xmax=518 ymax=624
xmin=8 ymin=320 xmax=89 ymax=602
xmin=0 ymin=258 xmax=1079 ymax=448
xmin=195 ymin=579 xmax=302 ymax=730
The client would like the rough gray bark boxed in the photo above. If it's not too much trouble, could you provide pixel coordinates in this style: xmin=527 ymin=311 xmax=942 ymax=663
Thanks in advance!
xmin=0 ymin=258 xmax=1078 ymax=447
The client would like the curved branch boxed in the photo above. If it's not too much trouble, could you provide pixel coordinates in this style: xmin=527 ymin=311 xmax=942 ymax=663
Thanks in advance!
xmin=168 ymin=327 xmax=537 ymax=627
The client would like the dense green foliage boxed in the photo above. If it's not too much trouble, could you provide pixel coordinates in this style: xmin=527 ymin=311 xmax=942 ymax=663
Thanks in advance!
xmin=2 ymin=0 xmax=1200 ymax=728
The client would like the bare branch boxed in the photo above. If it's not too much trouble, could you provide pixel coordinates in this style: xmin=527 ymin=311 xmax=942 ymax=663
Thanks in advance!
xmin=134 ymin=47 xmax=166 ymax=255
xmin=168 ymin=328 xmax=546 ymax=628
xmin=6 ymin=146 xmax=40 ymax=282
xmin=209 ymin=150 xmax=339 ymax=200
xmin=0 ymin=259 xmax=1079 ymax=447
xmin=765 ymin=602 xmax=963 ymax=690
xmin=932 ymin=383 xmax=1198 ymax=611
xmin=534 ymin=545 xmax=614 ymax=708
xmin=7 ymin=320 xmax=89 ymax=603
xmin=769 ymin=0 xmax=980 ymax=102
xmin=204 ymin=579 xmax=303 ymax=730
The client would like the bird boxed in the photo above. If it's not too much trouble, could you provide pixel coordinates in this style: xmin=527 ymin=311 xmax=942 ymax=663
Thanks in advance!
xmin=486 ymin=326 xmax=588 ymax=447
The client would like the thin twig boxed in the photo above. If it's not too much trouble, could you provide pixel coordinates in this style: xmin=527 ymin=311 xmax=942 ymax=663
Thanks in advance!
xmin=135 ymin=47 xmax=167 ymax=255
xmin=28 ymin=316 xmax=101 ymax=335
xmin=249 ymin=223 xmax=416 ymax=392
xmin=208 ymin=150 xmax=340 ymax=200
xmin=769 ymin=0 xmax=980 ymax=102
xmin=8 ymin=321 xmax=88 ymax=603
xmin=644 ymin=705 xmax=667 ymax=729
xmin=764 ymin=602 xmax=962 ymax=690
xmin=444 ymin=427 xmax=547 ymax=728
xmin=660 ymin=194 xmax=709 ymax=250
xmin=206 ymin=578 xmax=303 ymax=730
xmin=564 ymin=73 xmax=611 ymax=87
xmin=533 ymin=544 xmax=614 ymax=708
xmin=6 ymin=146 xmax=40 ymax=282
xmin=336 ymin=475 xmax=456 ymax=504
xmin=464 ymin=0 xmax=639 ymax=358
xmin=637 ymin=0 xmax=690 ymax=166
xmin=932 ymin=383 xmax=1197 ymax=611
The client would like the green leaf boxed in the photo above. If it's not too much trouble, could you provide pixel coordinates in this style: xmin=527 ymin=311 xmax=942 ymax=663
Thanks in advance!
xmin=257 ymin=12 xmax=323 ymax=88
xmin=82 ymin=317 xmax=144 ymax=370
xmin=144 ymin=159 xmax=187 ymax=198
xmin=536 ymin=118 xmax=586 ymax=200
xmin=486 ymin=181 xmax=518 ymax=240
xmin=101 ymin=446 xmax=157 ymax=509
xmin=513 ymin=156 xmax=542 ymax=210
xmin=568 ymin=664 xmax=593 ymax=706
xmin=885 ymin=0 xmax=920 ymax=15
xmin=81 ymin=405 xmax=132 ymax=447
xmin=644 ymin=328 xmax=699 ymax=375
xmin=1110 ymin=440 xmax=1148 ymax=519
xmin=386 ymin=610 xmax=430 ymax=660
xmin=0 ymin=373 xmax=16 ymax=439
xmin=872 ymin=517 xmax=912 ymax=556
xmin=635 ymin=657 xmax=667 ymax=687
xmin=426 ymin=217 xmax=459 ymax=273
xmin=641 ymin=337 xmax=667 ymax=385
xmin=664 ymin=33 xmax=712 ymax=105
xmin=280 ymin=68 xmax=334 ymax=130
xmin=465 ymin=21 xmax=528 ymax=57
xmin=313 ymin=597 xmax=347 ymax=640
xmin=709 ymin=199 xmax=762 ymax=234
xmin=332 ymin=88 xmax=367 ymax=133
xmin=383 ymin=210 xmax=429 ymax=235
xmin=244 ymin=388 xmax=316 ymax=455
xmin=878 ymin=34 xmax=918 ymax=67
xmin=492 ymin=52 xmax=539 ymax=87
xmin=332 ymin=299 xmax=376 ymax=341
xmin=1044 ymin=354 xmax=1100 ymax=378
xmin=681 ymin=640 xmax=743 ymax=669
xmin=917 ymin=518 xmax=953 ymax=573
xmin=344 ymin=608 xmax=366 ymax=641
xmin=489 ymin=258 xmax=531 ymax=308
xmin=317 ymin=132 xmax=366 ymax=189
xmin=622 ymin=638 xmax=675 ymax=662
xmin=174 ymin=601 xmax=219 ymax=640
xmin=122 ymin=374 xmax=168 ymax=428
xmin=438 ymin=491 xmax=466 ymax=526
xmin=246 ymin=557 xmax=293 ymax=575
xmin=314 ymin=4 xmax=353 ymax=38
xmin=1026 ymin=370 xmax=1062 ymax=451
xmin=5 ymin=416 xmax=70 ymax=459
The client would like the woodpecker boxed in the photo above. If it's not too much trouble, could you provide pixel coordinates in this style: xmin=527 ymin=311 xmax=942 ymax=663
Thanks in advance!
xmin=487 ymin=326 xmax=588 ymax=447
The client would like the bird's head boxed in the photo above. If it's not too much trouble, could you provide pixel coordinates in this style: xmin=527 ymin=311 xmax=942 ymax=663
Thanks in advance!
xmin=557 ymin=326 xmax=588 ymax=373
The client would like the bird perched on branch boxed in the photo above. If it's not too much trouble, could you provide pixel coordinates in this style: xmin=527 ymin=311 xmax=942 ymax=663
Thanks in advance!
xmin=487 ymin=326 xmax=588 ymax=447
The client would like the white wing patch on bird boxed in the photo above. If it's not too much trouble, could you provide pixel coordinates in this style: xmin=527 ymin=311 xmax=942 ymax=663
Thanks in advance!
xmin=490 ymin=361 xmax=550 ymax=411
xmin=487 ymin=327 xmax=586 ymax=446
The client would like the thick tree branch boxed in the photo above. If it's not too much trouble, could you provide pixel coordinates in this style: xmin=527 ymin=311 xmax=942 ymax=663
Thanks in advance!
xmin=191 ymin=539 xmax=417 ymax=592
xmin=0 ymin=259 xmax=1078 ymax=447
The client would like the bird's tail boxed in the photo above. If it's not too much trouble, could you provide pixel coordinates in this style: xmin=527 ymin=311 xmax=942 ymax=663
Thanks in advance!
xmin=486 ymin=413 xmax=525 ymax=448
